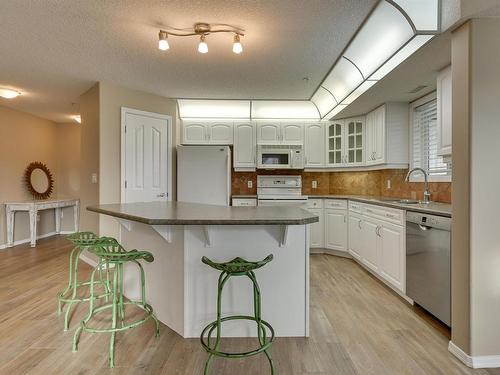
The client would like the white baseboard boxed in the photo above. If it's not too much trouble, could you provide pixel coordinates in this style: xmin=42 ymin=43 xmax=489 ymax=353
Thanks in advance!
xmin=0 ymin=231 xmax=75 ymax=250
xmin=449 ymin=341 xmax=500 ymax=368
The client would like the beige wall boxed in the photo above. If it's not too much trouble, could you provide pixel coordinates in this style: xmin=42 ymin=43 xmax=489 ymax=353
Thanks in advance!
xmin=468 ymin=18 xmax=500 ymax=357
xmin=0 ymin=105 xmax=80 ymax=246
xmin=79 ymin=84 xmax=100 ymax=235
xmin=98 ymin=83 xmax=177 ymax=239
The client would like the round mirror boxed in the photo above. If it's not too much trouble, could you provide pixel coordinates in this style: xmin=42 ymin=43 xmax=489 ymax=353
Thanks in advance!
xmin=24 ymin=162 xmax=54 ymax=200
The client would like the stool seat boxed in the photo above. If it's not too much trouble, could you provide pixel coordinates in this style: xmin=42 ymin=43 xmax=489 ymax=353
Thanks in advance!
xmin=90 ymin=237 xmax=155 ymax=263
xmin=66 ymin=231 xmax=99 ymax=246
xmin=201 ymin=254 xmax=273 ymax=274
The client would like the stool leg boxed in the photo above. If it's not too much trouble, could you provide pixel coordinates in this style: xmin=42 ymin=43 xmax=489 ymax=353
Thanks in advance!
xmin=73 ymin=262 xmax=100 ymax=352
xmin=204 ymin=272 xmax=231 ymax=375
xmin=249 ymin=271 xmax=275 ymax=375
xmin=118 ymin=263 xmax=125 ymax=326
xmin=135 ymin=260 xmax=160 ymax=337
xmin=109 ymin=262 xmax=120 ymax=368
xmin=105 ymin=260 xmax=111 ymax=303
xmin=64 ymin=246 xmax=84 ymax=331
xmin=58 ymin=245 xmax=79 ymax=314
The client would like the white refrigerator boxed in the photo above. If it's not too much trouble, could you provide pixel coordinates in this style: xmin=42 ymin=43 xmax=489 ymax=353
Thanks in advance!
xmin=177 ymin=145 xmax=232 ymax=206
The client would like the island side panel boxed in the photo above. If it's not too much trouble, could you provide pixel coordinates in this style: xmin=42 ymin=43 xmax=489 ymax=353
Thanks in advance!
xmin=184 ymin=224 xmax=309 ymax=338
xmin=120 ymin=222 xmax=185 ymax=337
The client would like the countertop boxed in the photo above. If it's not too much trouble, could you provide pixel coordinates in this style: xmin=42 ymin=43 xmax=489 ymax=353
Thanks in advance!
xmin=231 ymin=194 xmax=452 ymax=217
xmin=87 ymin=201 xmax=318 ymax=225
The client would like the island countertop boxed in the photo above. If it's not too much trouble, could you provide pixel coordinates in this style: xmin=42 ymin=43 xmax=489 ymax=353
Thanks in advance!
xmin=88 ymin=201 xmax=319 ymax=225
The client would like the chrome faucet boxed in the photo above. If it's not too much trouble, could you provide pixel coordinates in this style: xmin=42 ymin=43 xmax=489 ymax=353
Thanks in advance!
xmin=405 ymin=168 xmax=431 ymax=204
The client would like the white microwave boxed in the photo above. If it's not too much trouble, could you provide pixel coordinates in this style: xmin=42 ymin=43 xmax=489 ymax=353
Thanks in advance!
xmin=257 ymin=145 xmax=305 ymax=169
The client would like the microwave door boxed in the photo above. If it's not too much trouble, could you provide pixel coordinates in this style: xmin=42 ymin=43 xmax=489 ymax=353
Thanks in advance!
xmin=262 ymin=152 xmax=289 ymax=167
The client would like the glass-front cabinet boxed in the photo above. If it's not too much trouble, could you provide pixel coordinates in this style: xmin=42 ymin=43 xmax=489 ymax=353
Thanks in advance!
xmin=327 ymin=117 xmax=365 ymax=167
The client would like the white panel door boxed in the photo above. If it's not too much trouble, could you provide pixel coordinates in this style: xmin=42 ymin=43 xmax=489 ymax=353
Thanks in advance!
xmin=182 ymin=121 xmax=207 ymax=144
xmin=208 ymin=122 xmax=233 ymax=145
xmin=123 ymin=110 xmax=170 ymax=203
xmin=233 ymin=122 xmax=256 ymax=168
xmin=257 ymin=122 xmax=281 ymax=144
xmin=379 ymin=222 xmax=405 ymax=292
xmin=325 ymin=209 xmax=347 ymax=252
xmin=348 ymin=214 xmax=363 ymax=260
xmin=281 ymin=123 xmax=304 ymax=144
xmin=360 ymin=218 xmax=380 ymax=273
xmin=304 ymin=123 xmax=325 ymax=167
xmin=308 ymin=208 xmax=324 ymax=248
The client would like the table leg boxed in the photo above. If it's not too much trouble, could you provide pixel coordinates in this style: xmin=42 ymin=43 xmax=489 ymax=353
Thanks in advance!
xmin=6 ymin=207 xmax=14 ymax=248
xmin=55 ymin=207 xmax=61 ymax=234
xmin=29 ymin=209 xmax=38 ymax=247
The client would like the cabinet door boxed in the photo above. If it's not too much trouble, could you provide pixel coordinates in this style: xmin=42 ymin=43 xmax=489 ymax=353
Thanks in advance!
xmin=348 ymin=214 xmax=363 ymax=260
xmin=182 ymin=121 xmax=207 ymax=144
xmin=233 ymin=122 xmax=256 ymax=169
xmin=373 ymin=106 xmax=385 ymax=164
xmin=257 ymin=122 xmax=281 ymax=144
xmin=308 ymin=208 xmax=324 ymax=248
xmin=379 ymin=222 xmax=405 ymax=293
xmin=304 ymin=123 xmax=325 ymax=167
xmin=281 ymin=123 xmax=304 ymax=144
xmin=208 ymin=122 xmax=233 ymax=145
xmin=360 ymin=218 xmax=379 ymax=273
xmin=326 ymin=121 xmax=344 ymax=167
xmin=365 ymin=111 xmax=374 ymax=165
xmin=437 ymin=66 xmax=452 ymax=156
xmin=325 ymin=209 xmax=347 ymax=252
xmin=345 ymin=117 xmax=364 ymax=166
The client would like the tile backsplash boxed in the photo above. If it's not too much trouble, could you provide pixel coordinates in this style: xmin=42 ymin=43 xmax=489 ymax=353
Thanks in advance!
xmin=232 ymin=169 xmax=451 ymax=203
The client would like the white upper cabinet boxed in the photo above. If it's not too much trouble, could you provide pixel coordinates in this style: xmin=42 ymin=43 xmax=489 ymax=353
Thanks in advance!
xmin=182 ymin=121 xmax=207 ymax=144
xmin=281 ymin=123 xmax=304 ymax=144
xmin=364 ymin=103 xmax=409 ymax=167
xmin=257 ymin=122 xmax=304 ymax=144
xmin=181 ymin=121 xmax=233 ymax=145
xmin=366 ymin=105 xmax=386 ymax=165
xmin=257 ymin=122 xmax=281 ymax=144
xmin=437 ymin=65 xmax=452 ymax=156
xmin=233 ymin=122 xmax=256 ymax=170
xmin=304 ymin=123 xmax=325 ymax=167
xmin=208 ymin=122 xmax=233 ymax=144
xmin=326 ymin=117 xmax=364 ymax=167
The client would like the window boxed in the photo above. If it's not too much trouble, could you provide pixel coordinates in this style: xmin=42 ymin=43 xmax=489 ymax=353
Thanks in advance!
xmin=410 ymin=92 xmax=451 ymax=182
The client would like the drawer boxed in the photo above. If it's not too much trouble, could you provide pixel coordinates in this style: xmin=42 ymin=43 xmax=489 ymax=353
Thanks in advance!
xmin=324 ymin=199 xmax=348 ymax=210
xmin=307 ymin=199 xmax=324 ymax=209
xmin=363 ymin=204 xmax=404 ymax=226
xmin=348 ymin=201 xmax=364 ymax=214
xmin=232 ymin=198 xmax=257 ymax=207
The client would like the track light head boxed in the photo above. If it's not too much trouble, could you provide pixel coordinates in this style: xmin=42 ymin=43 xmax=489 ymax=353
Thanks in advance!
xmin=232 ymin=34 xmax=243 ymax=54
xmin=198 ymin=35 xmax=208 ymax=54
xmin=158 ymin=31 xmax=169 ymax=51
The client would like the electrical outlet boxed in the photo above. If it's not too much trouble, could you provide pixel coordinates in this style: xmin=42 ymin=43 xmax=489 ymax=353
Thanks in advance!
xmin=312 ymin=180 xmax=318 ymax=189
xmin=247 ymin=180 xmax=253 ymax=189
xmin=91 ymin=173 xmax=98 ymax=184
xmin=386 ymin=179 xmax=391 ymax=189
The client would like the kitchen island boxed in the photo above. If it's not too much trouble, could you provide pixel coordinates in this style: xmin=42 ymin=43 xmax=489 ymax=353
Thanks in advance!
xmin=88 ymin=202 xmax=318 ymax=338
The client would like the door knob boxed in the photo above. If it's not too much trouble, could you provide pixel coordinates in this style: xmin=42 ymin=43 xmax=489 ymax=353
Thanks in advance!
xmin=157 ymin=193 xmax=166 ymax=197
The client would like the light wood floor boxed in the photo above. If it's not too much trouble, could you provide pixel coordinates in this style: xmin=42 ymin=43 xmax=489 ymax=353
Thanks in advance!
xmin=0 ymin=236 xmax=498 ymax=375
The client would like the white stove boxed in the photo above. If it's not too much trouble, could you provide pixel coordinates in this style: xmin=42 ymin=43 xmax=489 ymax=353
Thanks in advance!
xmin=257 ymin=175 xmax=308 ymax=207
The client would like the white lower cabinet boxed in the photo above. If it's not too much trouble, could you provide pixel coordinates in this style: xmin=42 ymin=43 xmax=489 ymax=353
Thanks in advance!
xmin=348 ymin=213 xmax=363 ymax=261
xmin=378 ymin=222 xmax=405 ymax=292
xmin=308 ymin=208 xmax=324 ymax=248
xmin=325 ymin=209 xmax=347 ymax=252
xmin=360 ymin=217 xmax=380 ymax=274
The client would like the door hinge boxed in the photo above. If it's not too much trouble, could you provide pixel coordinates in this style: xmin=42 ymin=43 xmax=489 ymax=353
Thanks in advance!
xmin=124 ymin=180 xmax=127 ymax=188
xmin=124 ymin=125 xmax=127 ymax=133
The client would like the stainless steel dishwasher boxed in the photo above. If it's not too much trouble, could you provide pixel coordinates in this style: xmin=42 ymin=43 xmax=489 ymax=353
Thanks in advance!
xmin=406 ymin=211 xmax=451 ymax=326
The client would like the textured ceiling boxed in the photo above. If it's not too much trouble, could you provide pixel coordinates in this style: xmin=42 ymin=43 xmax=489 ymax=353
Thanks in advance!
xmin=0 ymin=0 xmax=377 ymax=122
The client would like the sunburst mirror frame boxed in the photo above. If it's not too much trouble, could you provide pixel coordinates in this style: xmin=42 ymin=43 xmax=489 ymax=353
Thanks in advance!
xmin=24 ymin=161 xmax=54 ymax=200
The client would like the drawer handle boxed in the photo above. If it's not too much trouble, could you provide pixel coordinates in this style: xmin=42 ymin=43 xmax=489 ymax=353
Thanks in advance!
xmin=385 ymin=213 xmax=396 ymax=219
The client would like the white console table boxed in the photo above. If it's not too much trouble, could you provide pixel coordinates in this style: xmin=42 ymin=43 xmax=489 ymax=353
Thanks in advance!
xmin=5 ymin=198 xmax=80 ymax=247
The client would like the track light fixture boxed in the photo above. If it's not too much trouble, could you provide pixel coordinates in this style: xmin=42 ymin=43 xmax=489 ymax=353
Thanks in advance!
xmin=157 ymin=23 xmax=244 ymax=54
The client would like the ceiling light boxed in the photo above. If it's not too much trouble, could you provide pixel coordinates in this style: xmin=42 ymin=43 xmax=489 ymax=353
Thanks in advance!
xmin=72 ymin=115 xmax=81 ymax=124
xmin=0 ymin=88 xmax=21 ymax=99
xmin=157 ymin=23 xmax=244 ymax=54
xmin=232 ymin=34 xmax=243 ymax=54
xmin=158 ymin=31 xmax=169 ymax=51
xmin=198 ymin=35 xmax=208 ymax=54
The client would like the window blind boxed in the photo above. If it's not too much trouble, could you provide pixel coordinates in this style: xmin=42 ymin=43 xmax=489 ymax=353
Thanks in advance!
xmin=412 ymin=99 xmax=451 ymax=178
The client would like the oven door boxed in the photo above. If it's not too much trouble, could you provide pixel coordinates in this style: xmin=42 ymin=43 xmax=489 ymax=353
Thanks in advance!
xmin=258 ymin=150 xmax=291 ymax=169
xmin=258 ymin=198 xmax=308 ymax=208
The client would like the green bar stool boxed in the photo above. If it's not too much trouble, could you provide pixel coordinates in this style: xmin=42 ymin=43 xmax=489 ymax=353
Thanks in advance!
xmin=57 ymin=232 xmax=112 ymax=331
xmin=72 ymin=237 xmax=160 ymax=368
xmin=200 ymin=254 xmax=275 ymax=375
